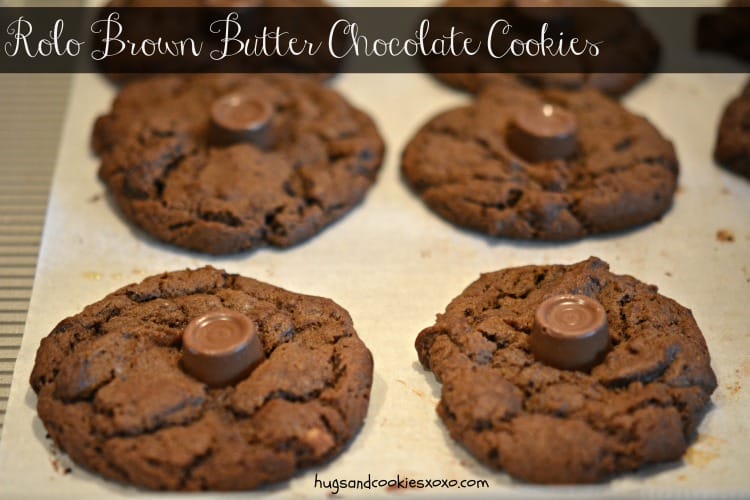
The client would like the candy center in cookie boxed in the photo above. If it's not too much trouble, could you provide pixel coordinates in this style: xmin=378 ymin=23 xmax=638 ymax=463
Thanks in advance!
xmin=182 ymin=310 xmax=264 ymax=387
xmin=210 ymin=92 xmax=274 ymax=148
xmin=530 ymin=294 xmax=610 ymax=370
xmin=542 ymin=295 xmax=603 ymax=337
xmin=506 ymin=103 xmax=578 ymax=162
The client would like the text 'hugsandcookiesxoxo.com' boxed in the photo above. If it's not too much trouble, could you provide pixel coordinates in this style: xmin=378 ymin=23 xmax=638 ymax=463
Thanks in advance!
xmin=313 ymin=473 xmax=490 ymax=495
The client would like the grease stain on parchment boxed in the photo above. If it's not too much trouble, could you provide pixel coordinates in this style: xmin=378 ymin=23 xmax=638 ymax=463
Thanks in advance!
xmin=684 ymin=435 xmax=726 ymax=468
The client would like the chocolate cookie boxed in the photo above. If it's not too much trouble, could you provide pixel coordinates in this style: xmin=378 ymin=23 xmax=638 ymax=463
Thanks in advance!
xmin=714 ymin=79 xmax=750 ymax=180
xmin=30 ymin=266 xmax=373 ymax=491
xmin=401 ymin=78 xmax=678 ymax=240
xmin=424 ymin=0 xmax=659 ymax=97
xmin=93 ymin=74 xmax=385 ymax=254
xmin=697 ymin=1 xmax=750 ymax=65
xmin=415 ymin=257 xmax=716 ymax=484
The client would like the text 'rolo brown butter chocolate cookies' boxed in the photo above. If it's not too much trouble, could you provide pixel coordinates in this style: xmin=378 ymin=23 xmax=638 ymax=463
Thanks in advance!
xmin=415 ymin=257 xmax=716 ymax=484
xmin=30 ymin=266 xmax=373 ymax=491
xmin=401 ymin=76 xmax=679 ymax=241
xmin=93 ymin=74 xmax=385 ymax=255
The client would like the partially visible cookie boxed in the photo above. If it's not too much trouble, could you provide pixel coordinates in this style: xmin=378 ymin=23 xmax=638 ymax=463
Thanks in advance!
xmin=401 ymin=77 xmax=678 ymax=240
xmin=697 ymin=1 xmax=750 ymax=65
xmin=714 ymin=79 xmax=750 ymax=179
xmin=30 ymin=266 xmax=373 ymax=491
xmin=423 ymin=0 xmax=659 ymax=97
xmin=436 ymin=72 xmax=649 ymax=99
xmin=93 ymin=74 xmax=384 ymax=254
xmin=415 ymin=257 xmax=716 ymax=484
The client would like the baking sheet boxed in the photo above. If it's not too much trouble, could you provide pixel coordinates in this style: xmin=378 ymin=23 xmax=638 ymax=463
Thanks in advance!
xmin=0 ymin=3 xmax=749 ymax=497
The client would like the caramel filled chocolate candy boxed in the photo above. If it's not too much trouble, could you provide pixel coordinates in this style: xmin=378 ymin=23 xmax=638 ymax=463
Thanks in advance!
xmin=182 ymin=310 xmax=264 ymax=387
xmin=210 ymin=92 xmax=274 ymax=148
xmin=506 ymin=103 xmax=578 ymax=162
xmin=530 ymin=294 xmax=609 ymax=371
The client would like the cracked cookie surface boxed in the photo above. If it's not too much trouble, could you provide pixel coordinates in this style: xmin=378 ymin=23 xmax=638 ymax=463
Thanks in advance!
xmin=415 ymin=257 xmax=716 ymax=484
xmin=30 ymin=266 xmax=373 ymax=491
xmin=715 ymin=79 xmax=750 ymax=180
xmin=401 ymin=79 xmax=678 ymax=240
xmin=93 ymin=74 xmax=385 ymax=254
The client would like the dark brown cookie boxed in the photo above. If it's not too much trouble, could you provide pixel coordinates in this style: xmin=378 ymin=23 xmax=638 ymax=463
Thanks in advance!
xmin=697 ymin=1 xmax=750 ymax=65
xmin=93 ymin=74 xmax=385 ymax=254
xmin=30 ymin=266 xmax=373 ymax=491
xmin=436 ymin=72 xmax=651 ymax=99
xmin=415 ymin=257 xmax=716 ymax=484
xmin=424 ymin=0 xmax=659 ymax=97
xmin=714 ymin=79 xmax=750 ymax=180
xmin=401 ymin=78 xmax=678 ymax=240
